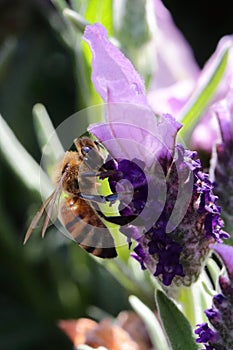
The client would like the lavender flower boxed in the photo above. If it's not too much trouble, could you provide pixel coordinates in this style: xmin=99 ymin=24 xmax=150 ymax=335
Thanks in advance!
xmin=147 ymin=1 xmax=233 ymax=153
xmin=83 ymin=23 xmax=228 ymax=286
xmin=124 ymin=145 xmax=228 ymax=286
xmin=195 ymin=243 xmax=233 ymax=350
xmin=211 ymin=93 xmax=233 ymax=231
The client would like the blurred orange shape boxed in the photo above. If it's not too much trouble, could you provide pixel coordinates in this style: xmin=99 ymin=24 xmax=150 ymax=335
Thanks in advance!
xmin=58 ymin=317 xmax=140 ymax=350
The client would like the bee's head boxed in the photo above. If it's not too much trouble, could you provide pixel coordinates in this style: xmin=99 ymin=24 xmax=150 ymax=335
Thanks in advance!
xmin=74 ymin=137 xmax=96 ymax=156
xmin=74 ymin=137 xmax=104 ymax=170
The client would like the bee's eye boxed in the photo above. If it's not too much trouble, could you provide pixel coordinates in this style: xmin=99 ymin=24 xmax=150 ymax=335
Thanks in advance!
xmin=81 ymin=146 xmax=92 ymax=155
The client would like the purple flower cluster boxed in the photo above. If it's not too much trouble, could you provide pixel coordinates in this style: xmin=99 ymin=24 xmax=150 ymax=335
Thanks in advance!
xmin=115 ymin=145 xmax=228 ymax=286
xmin=195 ymin=244 xmax=233 ymax=350
xmin=83 ymin=23 xmax=228 ymax=286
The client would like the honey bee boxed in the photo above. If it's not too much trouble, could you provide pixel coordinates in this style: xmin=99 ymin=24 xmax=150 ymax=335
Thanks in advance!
xmin=24 ymin=137 xmax=135 ymax=258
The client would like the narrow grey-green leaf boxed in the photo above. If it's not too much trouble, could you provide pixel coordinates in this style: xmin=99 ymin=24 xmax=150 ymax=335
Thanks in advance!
xmin=179 ymin=47 xmax=229 ymax=142
xmin=114 ymin=0 xmax=153 ymax=86
xmin=156 ymin=290 xmax=198 ymax=350
xmin=0 ymin=114 xmax=52 ymax=198
xmin=63 ymin=8 xmax=89 ymax=33
xmin=129 ymin=295 xmax=170 ymax=350
xmin=51 ymin=0 xmax=68 ymax=12
xmin=116 ymin=0 xmax=150 ymax=48
xmin=33 ymin=103 xmax=64 ymax=173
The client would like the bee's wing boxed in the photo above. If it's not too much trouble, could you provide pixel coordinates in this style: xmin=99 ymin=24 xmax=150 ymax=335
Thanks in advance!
xmin=60 ymin=197 xmax=117 ymax=258
xmin=24 ymin=192 xmax=56 ymax=244
xmin=24 ymin=171 xmax=67 ymax=244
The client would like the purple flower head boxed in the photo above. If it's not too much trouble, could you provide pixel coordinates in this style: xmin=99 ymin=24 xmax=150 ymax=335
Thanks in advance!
xmin=83 ymin=23 xmax=228 ymax=287
xmin=195 ymin=244 xmax=233 ymax=349
xmin=210 ymin=92 xmax=233 ymax=232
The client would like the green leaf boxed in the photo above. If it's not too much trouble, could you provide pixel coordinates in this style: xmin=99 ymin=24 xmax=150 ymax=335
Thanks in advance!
xmin=114 ymin=0 xmax=153 ymax=86
xmin=51 ymin=0 xmax=69 ymax=12
xmin=179 ymin=46 xmax=229 ymax=142
xmin=81 ymin=0 xmax=114 ymax=106
xmin=0 ymin=114 xmax=52 ymax=198
xmin=33 ymin=103 xmax=64 ymax=174
xmin=63 ymin=7 xmax=104 ymax=107
xmin=102 ymin=259 xmax=154 ymax=308
xmin=63 ymin=1 xmax=114 ymax=108
xmin=63 ymin=8 xmax=89 ymax=33
xmin=156 ymin=290 xmax=198 ymax=350
xmin=116 ymin=0 xmax=150 ymax=48
xmin=84 ymin=0 xmax=113 ymax=35
xmin=129 ymin=295 xmax=170 ymax=350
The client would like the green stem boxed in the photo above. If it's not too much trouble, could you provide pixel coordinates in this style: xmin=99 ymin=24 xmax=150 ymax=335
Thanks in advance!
xmin=105 ymin=258 xmax=155 ymax=309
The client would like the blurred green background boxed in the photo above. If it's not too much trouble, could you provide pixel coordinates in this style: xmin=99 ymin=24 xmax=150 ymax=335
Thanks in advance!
xmin=0 ymin=0 xmax=233 ymax=349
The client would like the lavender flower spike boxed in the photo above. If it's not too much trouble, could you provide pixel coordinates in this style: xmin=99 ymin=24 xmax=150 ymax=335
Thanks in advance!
xmin=83 ymin=24 xmax=228 ymax=287
xmin=211 ymin=92 xmax=233 ymax=232
xmin=195 ymin=243 xmax=233 ymax=350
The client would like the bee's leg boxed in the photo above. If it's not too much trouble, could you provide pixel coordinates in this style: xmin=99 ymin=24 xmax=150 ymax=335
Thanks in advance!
xmin=80 ymin=170 xmax=118 ymax=178
xmin=79 ymin=193 xmax=120 ymax=204
xmin=95 ymin=210 xmax=140 ymax=225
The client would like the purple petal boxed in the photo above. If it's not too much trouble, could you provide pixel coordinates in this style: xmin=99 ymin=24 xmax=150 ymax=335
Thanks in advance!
xmin=148 ymin=80 xmax=195 ymax=116
xmin=210 ymin=243 xmax=233 ymax=281
xmin=214 ymin=91 xmax=233 ymax=144
xmin=195 ymin=323 xmax=218 ymax=345
xmin=147 ymin=0 xmax=199 ymax=115
xmin=190 ymin=37 xmax=233 ymax=102
xmin=89 ymin=109 xmax=181 ymax=167
xmin=191 ymin=113 xmax=219 ymax=152
xmin=84 ymin=23 xmax=181 ymax=164
xmin=150 ymin=0 xmax=199 ymax=89
xmin=83 ymin=23 xmax=148 ymax=106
